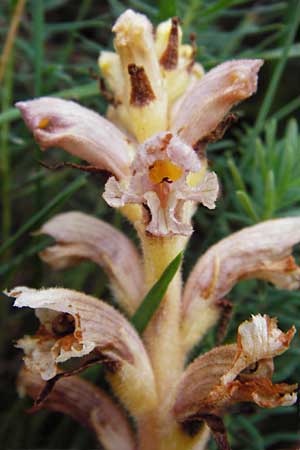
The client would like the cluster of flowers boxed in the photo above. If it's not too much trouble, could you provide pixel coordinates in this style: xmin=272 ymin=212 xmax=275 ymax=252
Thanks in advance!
xmin=7 ymin=9 xmax=300 ymax=450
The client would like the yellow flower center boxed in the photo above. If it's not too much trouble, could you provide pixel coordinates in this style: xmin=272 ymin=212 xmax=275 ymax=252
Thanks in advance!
xmin=148 ymin=159 xmax=183 ymax=184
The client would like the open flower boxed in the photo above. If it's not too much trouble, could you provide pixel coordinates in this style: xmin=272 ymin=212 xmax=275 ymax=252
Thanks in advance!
xmin=9 ymin=8 xmax=300 ymax=450
xmin=16 ymin=9 xmax=263 ymax=237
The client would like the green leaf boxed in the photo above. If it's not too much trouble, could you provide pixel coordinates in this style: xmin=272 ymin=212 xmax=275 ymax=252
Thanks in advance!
xmin=254 ymin=0 xmax=300 ymax=135
xmin=131 ymin=252 xmax=182 ymax=333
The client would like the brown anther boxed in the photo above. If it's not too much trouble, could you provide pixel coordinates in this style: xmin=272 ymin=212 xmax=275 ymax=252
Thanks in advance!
xmin=51 ymin=313 xmax=75 ymax=337
xmin=128 ymin=64 xmax=156 ymax=106
xmin=159 ymin=17 xmax=179 ymax=70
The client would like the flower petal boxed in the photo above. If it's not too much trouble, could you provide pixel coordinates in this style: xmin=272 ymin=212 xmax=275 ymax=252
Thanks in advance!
xmin=38 ymin=211 xmax=144 ymax=315
xmin=19 ymin=368 xmax=136 ymax=450
xmin=113 ymin=9 xmax=168 ymax=142
xmin=16 ymin=97 xmax=133 ymax=179
xmin=171 ymin=59 xmax=263 ymax=147
xmin=174 ymin=318 xmax=296 ymax=423
xmin=222 ymin=314 xmax=295 ymax=384
xmin=182 ymin=218 xmax=300 ymax=351
xmin=8 ymin=287 xmax=157 ymax=415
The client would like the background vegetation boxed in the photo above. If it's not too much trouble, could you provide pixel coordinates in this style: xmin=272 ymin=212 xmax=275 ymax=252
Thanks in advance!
xmin=1 ymin=0 xmax=300 ymax=449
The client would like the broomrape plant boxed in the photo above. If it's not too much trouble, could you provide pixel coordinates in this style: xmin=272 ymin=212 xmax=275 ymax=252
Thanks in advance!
xmin=6 ymin=9 xmax=300 ymax=450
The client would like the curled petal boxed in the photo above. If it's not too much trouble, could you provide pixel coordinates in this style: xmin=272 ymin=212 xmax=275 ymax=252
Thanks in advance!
xmin=19 ymin=368 xmax=136 ymax=450
xmin=222 ymin=314 xmax=295 ymax=384
xmin=38 ymin=211 xmax=144 ymax=315
xmin=228 ymin=378 xmax=297 ymax=408
xmin=16 ymin=97 xmax=133 ymax=179
xmin=8 ymin=287 xmax=156 ymax=415
xmin=113 ymin=9 xmax=167 ymax=141
xmin=171 ymin=59 xmax=263 ymax=147
xmin=178 ymin=171 xmax=219 ymax=210
xmin=182 ymin=218 xmax=300 ymax=351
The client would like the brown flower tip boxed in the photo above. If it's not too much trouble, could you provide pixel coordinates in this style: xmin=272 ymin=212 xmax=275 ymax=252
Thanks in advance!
xmin=159 ymin=17 xmax=179 ymax=70
xmin=128 ymin=64 xmax=156 ymax=106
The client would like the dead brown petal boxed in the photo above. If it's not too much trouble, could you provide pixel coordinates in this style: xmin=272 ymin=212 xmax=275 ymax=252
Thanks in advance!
xmin=171 ymin=59 xmax=263 ymax=147
xmin=19 ymin=367 xmax=136 ymax=450
xmin=16 ymin=97 xmax=133 ymax=179
xmin=222 ymin=314 xmax=295 ymax=384
xmin=8 ymin=287 xmax=157 ymax=416
xmin=173 ymin=339 xmax=296 ymax=424
xmin=38 ymin=211 xmax=144 ymax=315
xmin=182 ymin=218 xmax=300 ymax=351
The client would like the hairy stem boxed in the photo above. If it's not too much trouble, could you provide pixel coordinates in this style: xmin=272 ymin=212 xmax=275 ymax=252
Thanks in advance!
xmin=139 ymin=232 xmax=186 ymax=447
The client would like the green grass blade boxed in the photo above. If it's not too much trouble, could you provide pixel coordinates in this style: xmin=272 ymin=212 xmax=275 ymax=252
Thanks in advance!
xmin=227 ymin=156 xmax=246 ymax=191
xmin=236 ymin=190 xmax=259 ymax=222
xmin=263 ymin=170 xmax=276 ymax=219
xmin=32 ymin=0 xmax=44 ymax=96
xmin=254 ymin=0 xmax=300 ymax=135
xmin=131 ymin=252 xmax=182 ymax=334
xmin=0 ymin=175 xmax=87 ymax=256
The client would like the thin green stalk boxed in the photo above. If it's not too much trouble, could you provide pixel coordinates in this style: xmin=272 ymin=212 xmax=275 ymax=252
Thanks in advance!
xmin=32 ymin=0 xmax=44 ymax=97
xmin=272 ymin=94 xmax=300 ymax=121
xmin=59 ymin=0 xmax=92 ymax=63
xmin=1 ymin=52 xmax=14 ymax=245
xmin=254 ymin=0 xmax=300 ymax=135
xmin=32 ymin=0 xmax=44 ymax=211
xmin=0 ymin=175 xmax=86 ymax=256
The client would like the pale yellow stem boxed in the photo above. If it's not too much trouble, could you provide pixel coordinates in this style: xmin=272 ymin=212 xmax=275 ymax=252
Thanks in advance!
xmin=139 ymin=232 xmax=188 ymax=448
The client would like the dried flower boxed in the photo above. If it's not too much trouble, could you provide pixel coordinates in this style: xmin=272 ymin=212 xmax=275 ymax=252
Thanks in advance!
xmin=8 ymin=8 xmax=300 ymax=450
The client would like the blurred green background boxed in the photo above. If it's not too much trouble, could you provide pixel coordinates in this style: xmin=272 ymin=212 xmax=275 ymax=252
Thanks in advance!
xmin=1 ymin=0 xmax=300 ymax=449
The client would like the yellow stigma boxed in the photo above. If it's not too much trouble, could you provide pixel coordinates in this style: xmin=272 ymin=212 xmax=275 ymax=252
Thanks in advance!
xmin=149 ymin=159 xmax=183 ymax=184
xmin=38 ymin=117 xmax=50 ymax=129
